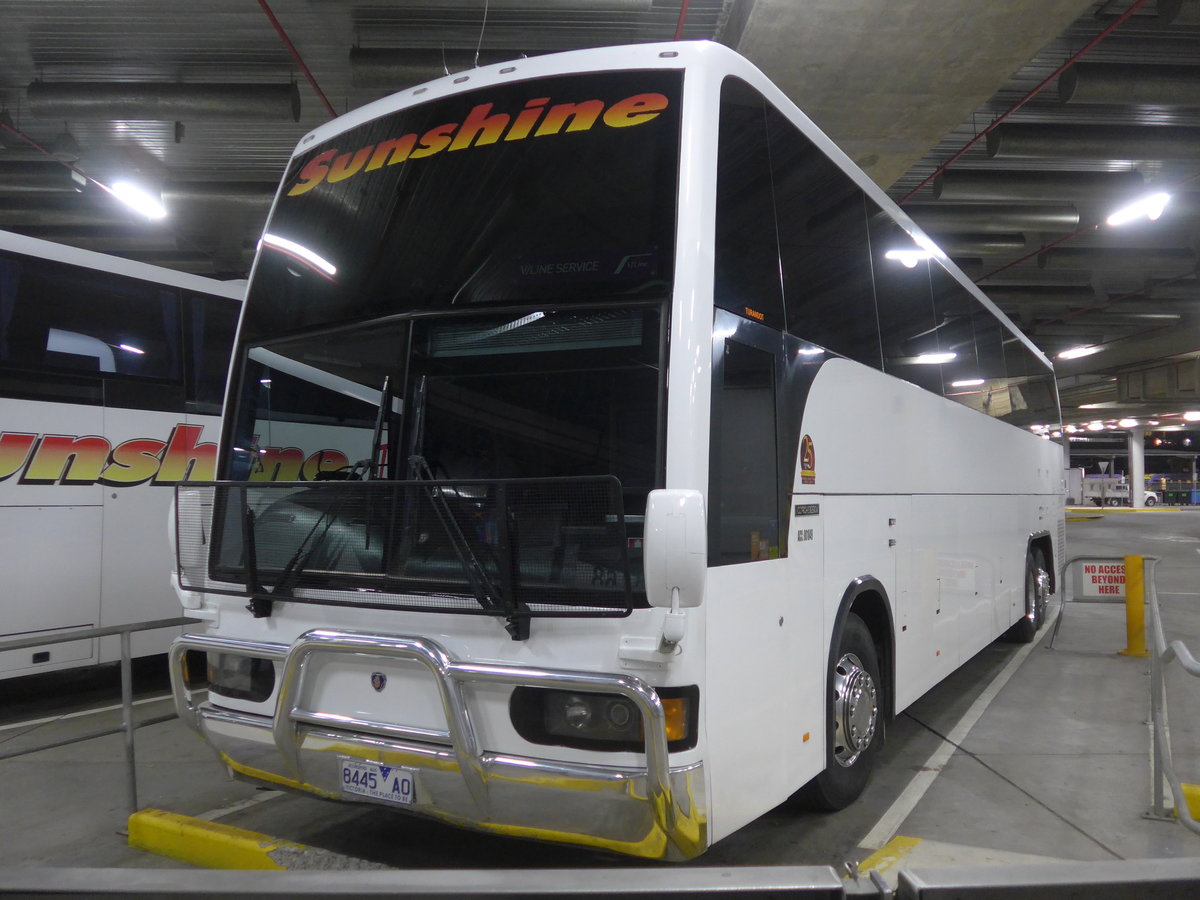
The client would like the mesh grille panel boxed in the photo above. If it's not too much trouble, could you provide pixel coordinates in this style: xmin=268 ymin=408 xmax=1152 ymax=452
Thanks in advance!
xmin=175 ymin=476 xmax=637 ymax=620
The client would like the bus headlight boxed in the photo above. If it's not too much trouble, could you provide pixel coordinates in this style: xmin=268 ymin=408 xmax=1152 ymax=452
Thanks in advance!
xmin=207 ymin=653 xmax=275 ymax=702
xmin=510 ymin=686 xmax=698 ymax=752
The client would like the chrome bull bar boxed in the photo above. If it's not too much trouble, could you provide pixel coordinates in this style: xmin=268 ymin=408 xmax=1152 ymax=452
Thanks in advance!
xmin=171 ymin=629 xmax=679 ymax=837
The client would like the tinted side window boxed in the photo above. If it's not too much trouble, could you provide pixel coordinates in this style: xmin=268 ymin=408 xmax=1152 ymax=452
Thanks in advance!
xmin=867 ymin=210 xmax=943 ymax=394
xmin=709 ymin=331 xmax=779 ymax=565
xmin=186 ymin=292 xmax=240 ymax=412
xmin=716 ymin=79 xmax=784 ymax=328
xmin=765 ymin=105 xmax=880 ymax=366
xmin=0 ymin=250 xmax=181 ymax=382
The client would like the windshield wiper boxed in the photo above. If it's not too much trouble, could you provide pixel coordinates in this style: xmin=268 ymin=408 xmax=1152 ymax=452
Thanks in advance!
xmin=409 ymin=455 xmax=528 ymax=640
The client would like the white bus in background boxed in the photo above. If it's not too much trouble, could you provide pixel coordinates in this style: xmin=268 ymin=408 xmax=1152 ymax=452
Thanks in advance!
xmin=169 ymin=42 xmax=1064 ymax=860
xmin=0 ymin=230 xmax=245 ymax=678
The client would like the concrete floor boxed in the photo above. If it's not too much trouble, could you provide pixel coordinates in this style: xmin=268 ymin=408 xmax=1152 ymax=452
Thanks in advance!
xmin=2 ymin=509 xmax=1199 ymax=887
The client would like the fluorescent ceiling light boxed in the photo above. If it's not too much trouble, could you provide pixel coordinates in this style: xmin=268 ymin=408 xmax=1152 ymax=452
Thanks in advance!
xmin=951 ymin=378 xmax=985 ymax=387
xmin=1087 ymin=421 xmax=1105 ymax=431
xmin=261 ymin=232 xmax=337 ymax=277
xmin=913 ymin=351 xmax=956 ymax=364
xmin=111 ymin=181 xmax=166 ymax=220
xmin=117 ymin=343 xmax=144 ymax=355
xmin=885 ymin=248 xmax=933 ymax=268
xmin=1106 ymin=191 xmax=1171 ymax=227
xmin=1058 ymin=345 xmax=1101 ymax=360
xmin=1118 ymin=418 xmax=1138 ymax=428
xmin=1184 ymin=411 xmax=1200 ymax=422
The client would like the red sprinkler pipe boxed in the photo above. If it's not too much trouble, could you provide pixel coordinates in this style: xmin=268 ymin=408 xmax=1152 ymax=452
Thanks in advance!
xmin=674 ymin=0 xmax=692 ymax=40
xmin=258 ymin=0 xmax=338 ymax=119
xmin=899 ymin=0 xmax=1152 ymax=205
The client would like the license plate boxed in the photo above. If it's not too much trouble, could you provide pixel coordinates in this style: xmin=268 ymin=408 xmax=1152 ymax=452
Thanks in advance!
xmin=339 ymin=756 xmax=416 ymax=805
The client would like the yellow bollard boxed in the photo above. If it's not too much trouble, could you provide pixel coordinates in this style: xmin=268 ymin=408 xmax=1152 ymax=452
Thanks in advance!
xmin=1119 ymin=554 xmax=1150 ymax=658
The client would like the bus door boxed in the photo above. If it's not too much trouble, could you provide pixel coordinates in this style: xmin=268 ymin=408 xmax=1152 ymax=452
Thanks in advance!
xmin=702 ymin=310 xmax=821 ymax=829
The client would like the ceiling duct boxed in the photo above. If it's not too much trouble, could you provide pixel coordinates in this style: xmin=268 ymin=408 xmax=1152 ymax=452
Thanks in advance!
xmin=933 ymin=170 xmax=1144 ymax=201
xmin=0 ymin=197 xmax=126 ymax=227
xmin=366 ymin=0 xmax=651 ymax=7
xmin=162 ymin=182 xmax=276 ymax=212
xmin=983 ymin=285 xmax=1097 ymax=304
xmin=930 ymin=233 xmax=1026 ymax=255
xmin=350 ymin=47 xmax=522 ymax=89
xmin=906 ymin=203 xmax=1079 ymax=233
xmin=987 ymin=124 xmax=1200 ymax=160
xmin=1038 ymin=246 xmax=1197 ymax=270
xmin=1140 ymin=278 xmax=1199 ymax=300
xmin=0 ymin=161 xmax=85 ymax=194
xmin=26 ymin=81 xmax=301 ymax=122
xmin=1059 ymin=63 xmax=1200 ymax=107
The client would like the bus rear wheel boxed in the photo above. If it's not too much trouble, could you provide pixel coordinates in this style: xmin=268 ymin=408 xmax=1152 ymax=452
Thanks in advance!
xmin=800 ymin=613 xmax=882 ymax=811
xmin=1005 ymin=546 xmax=1050 ymax=643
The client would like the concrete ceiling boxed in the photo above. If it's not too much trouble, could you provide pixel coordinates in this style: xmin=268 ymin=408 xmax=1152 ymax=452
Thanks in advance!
xmin=0 ymin=0 xmax=1197 ymax=432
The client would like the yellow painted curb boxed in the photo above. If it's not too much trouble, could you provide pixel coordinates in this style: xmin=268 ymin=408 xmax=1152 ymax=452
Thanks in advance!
xmin=128 ymin=809 xmax=306 ymax=869
xmin=856 ymin=835 xmax=922 ymax=879
xmin=1181 ymin=784 xmax=1200 ymax=820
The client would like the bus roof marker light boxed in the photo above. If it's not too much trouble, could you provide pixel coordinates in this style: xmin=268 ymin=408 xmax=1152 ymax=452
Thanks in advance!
xmin=1106 ymin=192 xmax=1171 ymax=227
xmin=111 ymin=181 xmax=167 ymax=220
xmin=261 ymin=233 xmax=337 ymax=278
xmin=914 ymin=351 xmax=956 ymax=365
xmin=1058 ymin=345 xmax=1101 ymax=360
xmin=885 ymin=248 xmax=933 ymax=268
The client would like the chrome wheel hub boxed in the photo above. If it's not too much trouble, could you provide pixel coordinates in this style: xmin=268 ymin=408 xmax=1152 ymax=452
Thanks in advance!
xmin=832 ymin=651 xmax=878 ymax=767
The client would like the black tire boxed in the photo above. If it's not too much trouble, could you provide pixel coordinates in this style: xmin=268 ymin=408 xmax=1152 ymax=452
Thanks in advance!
xmin=1005 ymin=546 xmax=1049 ymax=644
xmin=1145 ymin=495 xmax=1157 ymax=507
xmin=799 ymin=613 xmax=883 ymax=811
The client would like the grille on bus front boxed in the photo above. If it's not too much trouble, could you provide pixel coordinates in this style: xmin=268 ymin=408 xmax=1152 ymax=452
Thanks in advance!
xmin=175 ymin=477 xmax=639 ymax=620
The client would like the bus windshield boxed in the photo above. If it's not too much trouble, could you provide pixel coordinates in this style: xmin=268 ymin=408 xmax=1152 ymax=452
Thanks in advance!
xmin=241 ymin=69 xmax=682 ymax=343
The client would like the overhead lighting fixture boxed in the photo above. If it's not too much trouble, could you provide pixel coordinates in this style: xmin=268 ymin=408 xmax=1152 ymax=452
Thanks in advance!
xmin=885 ymin=248 xmax=934 ymax=268
xmin=913 ymin=351 xmax=956 ymax=365
xmin=1118 ymin=418 xmax=1139 ymax=428
xmin=117 ymin=343 xmax=145 ymax=355
xmin=1106 ymin=191 xmax=1171 ymax=227
xmin=1184 ymin=411 xmax=1200 ymax=422
xmin=1087 ymin=421 xmax=1105 ymax=431
xmin=111 ymin=180 xmax=167 ymax=220
xmin=951 ymin=378 xmax=985 ymax=387
xmin=261 ymin=233 xmax=337 ymax=278
xmin=1058 ymin=345 xmax=1101 ymax=360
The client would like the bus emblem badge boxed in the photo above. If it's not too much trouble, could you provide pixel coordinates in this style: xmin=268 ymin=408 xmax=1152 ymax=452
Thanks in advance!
xmin=371 ymin=673 xmax=387 ymax=692
xmin=800 ymin=435 xmax=816 ymax=485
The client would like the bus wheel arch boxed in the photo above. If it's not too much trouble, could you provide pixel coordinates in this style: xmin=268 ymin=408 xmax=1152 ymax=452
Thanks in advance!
xmin=1005 ymin=536 xmax=1053 ymax=644
xmin=799 ymin=578 xmax=893 ymax=811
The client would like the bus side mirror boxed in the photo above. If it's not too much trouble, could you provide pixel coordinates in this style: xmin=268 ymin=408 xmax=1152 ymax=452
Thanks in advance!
xmin=643 ymin=489 xmax=707 ymax=609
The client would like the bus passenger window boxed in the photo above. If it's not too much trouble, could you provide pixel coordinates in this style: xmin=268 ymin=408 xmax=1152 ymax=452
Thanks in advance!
xmin=710 ymin=336 xmax=779 ymax=565
xmin=715 ymin=78 xmax=784 ymax=329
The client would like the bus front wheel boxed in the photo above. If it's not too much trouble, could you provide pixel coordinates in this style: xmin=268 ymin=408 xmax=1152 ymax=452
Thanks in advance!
xmin=800 ymin=613 xmax=882 ymax=811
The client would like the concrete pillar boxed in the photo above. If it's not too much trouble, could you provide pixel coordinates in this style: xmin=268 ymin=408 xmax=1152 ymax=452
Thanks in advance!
xmin=1128 ymin=427 xmax=1146 ymax=508
xmin=1061 ymin=436 xmax=1072 ymax=471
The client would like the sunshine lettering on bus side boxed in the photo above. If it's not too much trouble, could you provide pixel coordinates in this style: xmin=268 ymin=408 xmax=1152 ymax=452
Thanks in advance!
xmin=0 ymin=424 xmax=349 ymax=486
xmin=286 ymin=91 xmax=670 ymax=197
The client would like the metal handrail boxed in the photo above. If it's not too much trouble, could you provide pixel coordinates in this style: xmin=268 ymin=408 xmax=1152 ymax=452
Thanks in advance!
xmin=0 ymin=616 xmax=200 ymax=815
xmin=1146 ymin=559 xmax=1200 ymax=833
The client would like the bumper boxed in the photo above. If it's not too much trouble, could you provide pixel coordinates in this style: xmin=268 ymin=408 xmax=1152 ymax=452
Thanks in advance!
xmin=170 ymin=629 xmax=707 ymax=860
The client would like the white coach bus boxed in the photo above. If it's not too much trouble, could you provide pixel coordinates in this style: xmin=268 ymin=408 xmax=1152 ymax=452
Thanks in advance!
xmin=169 ymin=42 xmax=1064 ymax=860
xmin=0 ymin=231 xmax=243 ymax=678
